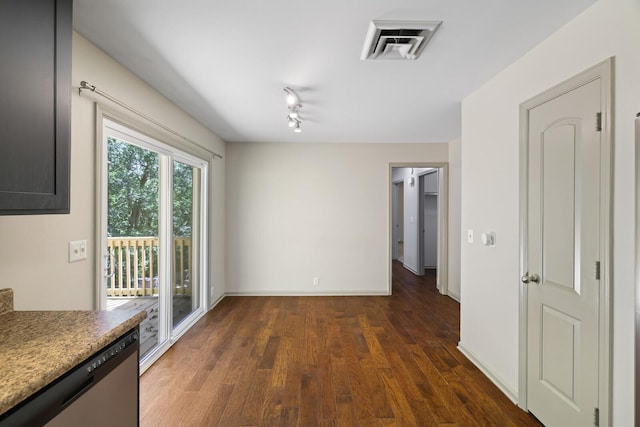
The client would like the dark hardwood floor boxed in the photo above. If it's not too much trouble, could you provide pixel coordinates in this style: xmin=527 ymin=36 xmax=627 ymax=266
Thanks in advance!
xmin=140 ymin=261 xmax=542 ymax=426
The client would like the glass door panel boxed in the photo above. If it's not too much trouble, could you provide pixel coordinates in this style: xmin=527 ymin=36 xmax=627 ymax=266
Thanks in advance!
xmin=172 ymin=160 xmax=200 ymax=328
xmin=106 ymin=137 xmax=160 ymax=359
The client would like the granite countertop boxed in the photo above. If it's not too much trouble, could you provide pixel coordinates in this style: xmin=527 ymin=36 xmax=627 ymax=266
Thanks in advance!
xmin=0 ymin=289 xmax=13 ymax=316
xmin=0 ymin=294 xmax=147 ymax=415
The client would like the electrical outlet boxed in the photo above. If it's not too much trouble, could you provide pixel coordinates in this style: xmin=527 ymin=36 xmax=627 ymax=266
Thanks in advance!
xmin=69 ymin=240 xmax=88 ymax=263
xmin=313 ymin=277 xmax=319 ymax=286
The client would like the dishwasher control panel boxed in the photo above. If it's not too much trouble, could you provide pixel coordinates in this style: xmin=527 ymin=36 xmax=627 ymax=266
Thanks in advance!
xmin=86 ymin=330 xmax=138 ymax=374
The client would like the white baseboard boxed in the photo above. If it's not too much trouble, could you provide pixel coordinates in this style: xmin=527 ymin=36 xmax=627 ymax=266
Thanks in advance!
xmin=208 ymin=293 xmax=225 ymax=310
xmin=447 ymin=291 xmax=461 ymax=303
xmin=457 ymin=342 xmax=518 ymax=404
xmin=224 ymin=290 xmax=389 ymax=297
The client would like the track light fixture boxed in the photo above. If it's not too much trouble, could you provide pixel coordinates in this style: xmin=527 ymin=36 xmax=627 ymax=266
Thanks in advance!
xmin=284 ymin=87 xmax=302 ymax=133
xmin=283 ymin=87 xmax=300 ymax=107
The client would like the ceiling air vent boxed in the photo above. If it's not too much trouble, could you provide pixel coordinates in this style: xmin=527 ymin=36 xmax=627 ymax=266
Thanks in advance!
xmin=360 ymin=20 xmax=442 ymax=61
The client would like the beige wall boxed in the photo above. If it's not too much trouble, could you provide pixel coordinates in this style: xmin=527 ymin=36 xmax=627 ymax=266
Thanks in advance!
xmin=0 ymin=33 xmax=226 ymax=310
xmin=226 ymin=142 xmax=449 ymax=295
xmin=460 ymin=0 xmax=639 ymax=423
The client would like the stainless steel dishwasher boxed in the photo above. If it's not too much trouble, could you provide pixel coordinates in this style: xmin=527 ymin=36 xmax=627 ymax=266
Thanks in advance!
xmin=0 ymin=328 xmax=139 ymax=427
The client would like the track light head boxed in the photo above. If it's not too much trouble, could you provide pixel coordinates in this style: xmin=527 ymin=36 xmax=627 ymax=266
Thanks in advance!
xmin=283 ymin=87 xmax=297 ymax=105
xmin=283 ymin=87 xmax=300 ymax=107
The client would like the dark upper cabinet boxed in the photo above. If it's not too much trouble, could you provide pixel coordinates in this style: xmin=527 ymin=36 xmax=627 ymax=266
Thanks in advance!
xmin=0 ymin=0 xmax=72 ymax=215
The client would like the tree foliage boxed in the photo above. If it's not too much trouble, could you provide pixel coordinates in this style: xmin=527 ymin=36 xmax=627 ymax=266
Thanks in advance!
xmin=108 ymin=138 xmax=159 ymax=237
xmin=172 ymin=161 xmax=193 ymax=237
xmin=107 ymin=138 xmax=194 ymax=238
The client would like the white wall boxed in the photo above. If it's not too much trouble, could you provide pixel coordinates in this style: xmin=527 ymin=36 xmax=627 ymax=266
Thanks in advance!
xmin=225 ymin=143 xmax=448 ymax=295
xmin=447 ymin=138 xmax=461 ymax=301
xmin=460 ymin=0 xmax=639 ymax=423
xmin=0 ymin=33 xmax=226 ymax=310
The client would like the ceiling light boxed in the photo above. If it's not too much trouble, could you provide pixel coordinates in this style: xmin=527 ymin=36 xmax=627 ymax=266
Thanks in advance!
xmin=284 ymin=87 xmax=304 ymax=133
xmin=283 ymin=87 xmax=300 ymax=107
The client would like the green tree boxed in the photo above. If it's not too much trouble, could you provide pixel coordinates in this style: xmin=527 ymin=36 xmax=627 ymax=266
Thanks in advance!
xmin=107 ymin=138 xmax=159 ymax=237
xmin=172 ymin=161 xmax=193 ymax=238
xmin=107 ymin=138 xmax=194 ymax=238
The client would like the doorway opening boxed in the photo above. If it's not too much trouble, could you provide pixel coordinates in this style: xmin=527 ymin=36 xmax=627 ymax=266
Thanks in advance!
xmin=390 ymin=165 xmax=448 ymax=296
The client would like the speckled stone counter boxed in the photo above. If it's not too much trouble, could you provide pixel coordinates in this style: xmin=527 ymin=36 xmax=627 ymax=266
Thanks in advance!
xmin=0 ymin=307 xmax=147 ymax=415
xmin=0 ymin=289 xmax=13 ymax=315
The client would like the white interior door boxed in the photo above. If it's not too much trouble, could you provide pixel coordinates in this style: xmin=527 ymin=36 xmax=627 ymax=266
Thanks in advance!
xmin=525 ymin=78 xmax=601 ymax=426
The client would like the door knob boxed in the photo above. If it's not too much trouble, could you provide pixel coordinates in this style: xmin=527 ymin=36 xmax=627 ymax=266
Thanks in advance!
xmin=521 ymin=273 xmax=540 ymax=284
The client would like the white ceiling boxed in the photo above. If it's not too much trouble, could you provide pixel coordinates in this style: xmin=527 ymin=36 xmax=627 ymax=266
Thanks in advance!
xmin=73 ymin=0 xmax=597 ymax=144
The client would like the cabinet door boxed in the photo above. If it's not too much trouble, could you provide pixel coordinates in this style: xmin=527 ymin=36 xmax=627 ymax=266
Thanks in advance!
xmin=0 ymin=0 xmax=71 ymax=214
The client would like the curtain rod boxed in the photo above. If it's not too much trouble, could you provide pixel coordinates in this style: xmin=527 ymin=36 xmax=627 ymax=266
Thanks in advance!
xmin=79 ymin=80 xmax=223 ymax=159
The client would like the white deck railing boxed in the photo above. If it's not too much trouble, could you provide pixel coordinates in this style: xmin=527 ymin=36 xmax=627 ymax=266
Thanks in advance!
xmin=107 ymin=237 xmax=191 ymax=297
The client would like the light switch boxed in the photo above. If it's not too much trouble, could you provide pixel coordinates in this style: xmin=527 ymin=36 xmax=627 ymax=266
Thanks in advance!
xmin=467 ymin=229 xmax=474 ymax=244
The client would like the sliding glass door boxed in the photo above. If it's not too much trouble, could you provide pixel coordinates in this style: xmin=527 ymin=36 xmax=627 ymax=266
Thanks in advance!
xmin=99 ymin=118 xmax=208 ymax=370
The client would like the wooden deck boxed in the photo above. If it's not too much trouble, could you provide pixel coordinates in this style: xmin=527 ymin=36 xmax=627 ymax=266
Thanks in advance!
xmin=108 ymin=295 xmax=196 ymax=358
xmin=108 ymin=297 xmax=159 ymax=357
